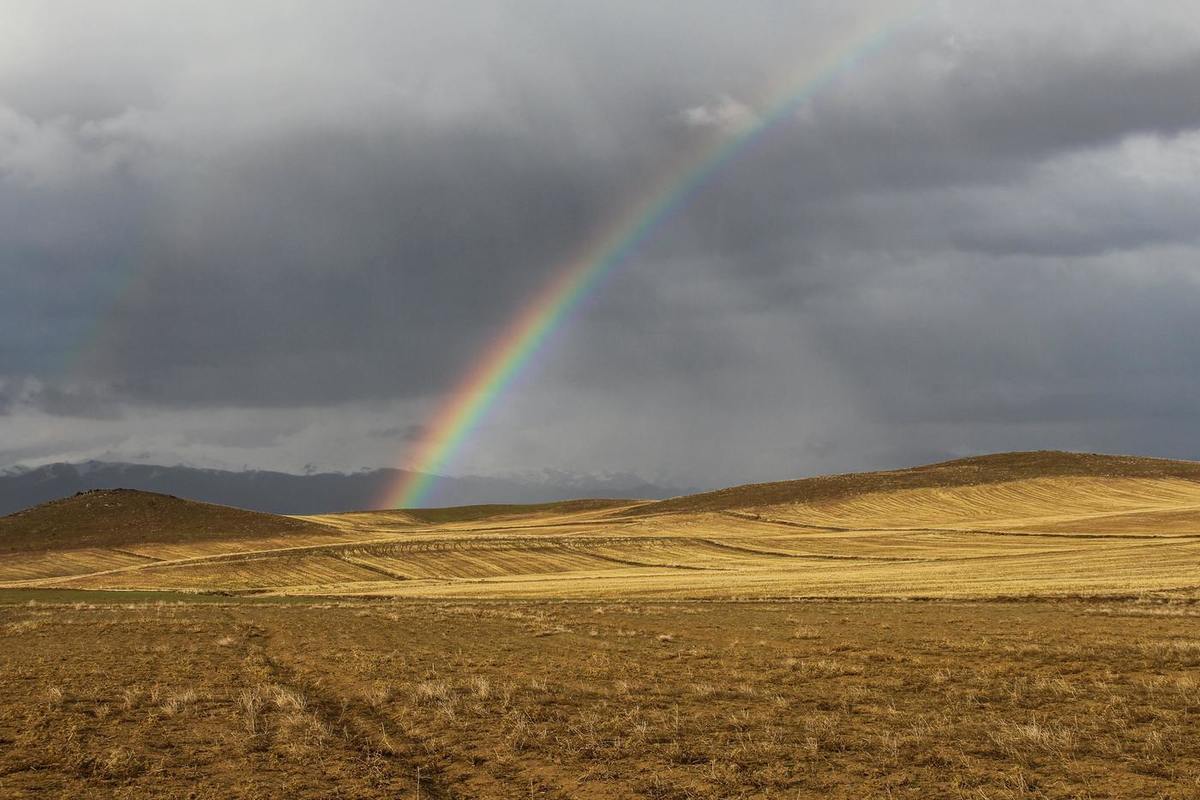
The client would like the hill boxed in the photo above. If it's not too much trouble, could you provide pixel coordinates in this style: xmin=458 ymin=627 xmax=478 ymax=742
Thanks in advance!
xmin=0 ymin=489 xmax=334 ymax=554
xmin=0 ymin=461 xmax=686 ymax=516
xmin=4 ymin=450 xmax=1200 ymax=600
xmin=619 ymin=450 xmax=1200 ymax=516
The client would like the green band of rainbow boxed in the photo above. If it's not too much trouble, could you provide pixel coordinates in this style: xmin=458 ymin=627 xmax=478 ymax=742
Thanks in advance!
xmin=382 ymin=3 xmax=927 ymax=508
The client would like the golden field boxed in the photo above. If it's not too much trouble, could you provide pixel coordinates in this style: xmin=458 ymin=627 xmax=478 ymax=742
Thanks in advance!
xmin=3 ymin=451 xmax=1200 ymax=798
xmin=4 ymin=452 xmax=1200 ymax=601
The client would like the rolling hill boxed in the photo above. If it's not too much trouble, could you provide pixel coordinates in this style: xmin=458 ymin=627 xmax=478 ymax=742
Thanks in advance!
xmin=620 ymin=450 xmax=1200 ymax=516
xmin=0 ymin=489 xmax=337 ymax=553
xmin=2 ymin=450 xmax=1199 ymax=599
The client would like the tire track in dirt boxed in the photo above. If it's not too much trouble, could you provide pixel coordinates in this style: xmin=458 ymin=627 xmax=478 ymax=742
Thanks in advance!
xmin=234 ymin=618 xmax=452 ymax=800
xmin=243 ymin=616 xmax=549 ymax=799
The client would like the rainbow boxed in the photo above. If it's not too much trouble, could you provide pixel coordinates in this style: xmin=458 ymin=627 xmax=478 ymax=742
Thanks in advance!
xmin=382 ymin=4 xmax=927 ymax=508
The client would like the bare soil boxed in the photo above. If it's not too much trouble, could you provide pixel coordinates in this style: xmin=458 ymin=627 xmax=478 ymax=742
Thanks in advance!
xmin=2 ymin=598 xmax=1198 ymax=799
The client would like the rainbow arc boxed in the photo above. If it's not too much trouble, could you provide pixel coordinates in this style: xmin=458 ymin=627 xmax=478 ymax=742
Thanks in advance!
xmin=382 ymin=4 xmax=927 ymax=508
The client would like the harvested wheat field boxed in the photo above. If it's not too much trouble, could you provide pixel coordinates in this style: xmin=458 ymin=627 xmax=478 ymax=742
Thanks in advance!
xmin=3 ymin=451 xmax=1200 ymax=798
xmin=5 ymin=451 xmax=1200 ymax=601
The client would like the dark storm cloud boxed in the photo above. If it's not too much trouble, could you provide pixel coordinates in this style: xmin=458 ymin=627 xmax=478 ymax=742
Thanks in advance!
xmin=0 ymin=377 xmax=123 ymax=419
xmin=369 ymin=424 xmax=426 ymax=443
xmin=797 ymin=253 xmax=1200 ymax=425
xmin=4 ymin=1 xmax=1200 ymax=482
xmin=673 ymin=42 xmax=1200 ymax=263
xmin=80 ymin=126 xmax=615 ymax=407
xmin=22 ymin=383 xmax=124 ymax=420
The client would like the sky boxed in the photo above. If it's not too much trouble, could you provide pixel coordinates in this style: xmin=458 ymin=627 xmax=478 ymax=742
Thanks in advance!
xmin=3 ymin=0 xmax=1200 ymax=491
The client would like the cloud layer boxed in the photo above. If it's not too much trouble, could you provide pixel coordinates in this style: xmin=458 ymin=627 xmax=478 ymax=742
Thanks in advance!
xmin=4 ymin=1 xmax=1200 ymax=487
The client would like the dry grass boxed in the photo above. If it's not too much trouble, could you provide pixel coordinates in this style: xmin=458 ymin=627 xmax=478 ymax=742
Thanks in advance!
xmin=7 ymin=455 xmax=1200 ymax=601
xmin=2 ymin=598 xmax=1199 ymax=798
xmin=0 ymin=488 xmax=338 ymax=554
xmin=4 ymin=452 xmax=1200 ymax=795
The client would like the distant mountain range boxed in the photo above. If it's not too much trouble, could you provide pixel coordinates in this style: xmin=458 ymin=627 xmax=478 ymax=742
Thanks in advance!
xmin=0 ymin=461 xmax=692 ymax=517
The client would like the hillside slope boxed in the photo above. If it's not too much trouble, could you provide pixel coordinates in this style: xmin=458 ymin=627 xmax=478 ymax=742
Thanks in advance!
xmin=5 ymin=451 xmax=1200 ymax=600
xmin=619 ymin=451 xmax=1200 ymax=516
xmin=0 ymin=489 xmax=335 ymax=554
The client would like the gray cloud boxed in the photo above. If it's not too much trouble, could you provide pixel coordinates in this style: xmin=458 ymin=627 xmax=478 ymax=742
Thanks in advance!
xmin=3 ymin=1 xmax=1200 ymax=488
xmin=23 ymin=383 xmax=124 ymax=420
xmin=369 ymin=424 xmax=426 ymax=443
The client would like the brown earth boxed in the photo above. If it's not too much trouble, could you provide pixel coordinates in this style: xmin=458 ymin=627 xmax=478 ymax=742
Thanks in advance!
xmin=3 ymin=451 xmax=1200 ymax=797
xmin=0 ymin=489 xmax=336 ymax=554
xmin=2 ymin=597 xmax=1198 ymax=799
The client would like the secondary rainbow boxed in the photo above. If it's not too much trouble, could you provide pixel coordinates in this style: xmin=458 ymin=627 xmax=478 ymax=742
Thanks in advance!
xmin=383 ymin=4 xmax=927 ymax=508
